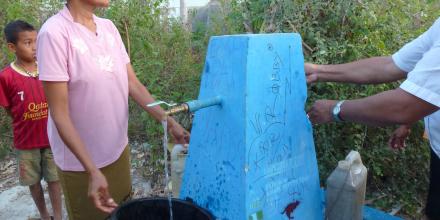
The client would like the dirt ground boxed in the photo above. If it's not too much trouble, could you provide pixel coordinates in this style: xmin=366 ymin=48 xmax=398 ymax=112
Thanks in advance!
xmin=0 ymin=144 xmax=166 ymax=220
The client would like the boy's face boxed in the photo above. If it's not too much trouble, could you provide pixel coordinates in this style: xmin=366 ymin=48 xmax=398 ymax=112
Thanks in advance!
xmin=7 ymin=30 xmax=37 ymax=63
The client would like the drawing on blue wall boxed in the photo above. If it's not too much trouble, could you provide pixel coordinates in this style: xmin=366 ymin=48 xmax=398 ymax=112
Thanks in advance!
xmin=180 ymin=33 xmax=323 ymax=220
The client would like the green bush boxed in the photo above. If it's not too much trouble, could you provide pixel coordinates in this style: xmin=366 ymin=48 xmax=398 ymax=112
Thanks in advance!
xmin=1 ymin=0 xmax=439 ymax=217
xmin=0 ymin=109 xmax=12 ymax=158
xmin=227 ymin=0 xmax=439 ymax=217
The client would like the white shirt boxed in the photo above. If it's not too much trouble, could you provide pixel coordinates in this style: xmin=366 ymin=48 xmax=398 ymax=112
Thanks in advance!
xmin=392 ymin=17 xmax=440 ymax=157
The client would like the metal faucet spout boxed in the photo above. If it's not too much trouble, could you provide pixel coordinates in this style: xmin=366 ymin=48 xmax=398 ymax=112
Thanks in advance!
xmin=147 ymin=96 xmax=222 ymax=116
xmin=165 ymin=104 xmax=189 ymax=115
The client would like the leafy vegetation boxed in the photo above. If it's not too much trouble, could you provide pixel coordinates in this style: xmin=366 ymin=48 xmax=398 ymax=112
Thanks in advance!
xmin=1 ymin=0 xmax=439 ymax=218
xmin=226 ymin=0 xmax=439 ymax=217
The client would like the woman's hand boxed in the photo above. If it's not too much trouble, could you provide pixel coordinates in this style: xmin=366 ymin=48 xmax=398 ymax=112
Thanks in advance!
xmin=88 ymin=169 xmax=117 ymax=213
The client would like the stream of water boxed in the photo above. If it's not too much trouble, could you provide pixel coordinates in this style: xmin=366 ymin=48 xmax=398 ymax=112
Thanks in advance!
xmin=162 ymin=119 xmax=174 ymax=220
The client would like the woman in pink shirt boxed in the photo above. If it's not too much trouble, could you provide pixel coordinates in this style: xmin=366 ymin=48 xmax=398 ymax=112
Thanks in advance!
xmin=37 ymin=0 xmax=189 ymax=219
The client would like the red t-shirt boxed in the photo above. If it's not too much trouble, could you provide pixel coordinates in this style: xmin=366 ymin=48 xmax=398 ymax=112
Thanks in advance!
xmin=0 ymin=64 xmax=49 ymax=150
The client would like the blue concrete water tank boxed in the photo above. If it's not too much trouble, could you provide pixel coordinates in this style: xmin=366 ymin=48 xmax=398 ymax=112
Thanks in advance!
xmin=180 ymin=33 xmax=323 ymax=220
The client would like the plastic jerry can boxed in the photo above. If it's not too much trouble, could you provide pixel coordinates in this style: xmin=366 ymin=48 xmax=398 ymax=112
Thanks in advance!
xmin=171 ymin=144 xmax=188 ymax=197
xmin=326 ymin=150 xmax=368 ymax=220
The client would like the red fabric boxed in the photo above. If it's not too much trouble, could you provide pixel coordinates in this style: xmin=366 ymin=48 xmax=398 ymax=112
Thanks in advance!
xmin=0 ymin=65 xmax=49 ymax=150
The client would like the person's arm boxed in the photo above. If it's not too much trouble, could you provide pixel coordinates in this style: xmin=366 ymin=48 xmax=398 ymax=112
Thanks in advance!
xmin=305 ymin=56 xmax=406 ymax=84
xmin=305 ymin=20 xmax=438 ymax=85
xmin=127 ymin=64 xmax=190 ymax=144
xmin=42 ymin=81 xmax=117 ymax=213
xmin=0 ymin=76 xmax=12 ymax=117
xmin=307 ymin=88 xmax=438 ymax=126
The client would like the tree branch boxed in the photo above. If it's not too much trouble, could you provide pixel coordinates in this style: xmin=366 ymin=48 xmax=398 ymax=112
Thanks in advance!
xmin=242 ymin=2 xmax=254 ymax=33
xmin=261 ymin=0 xmax=278 ymax=33
xmin=286 ymin=20 xmax=314 ymax=54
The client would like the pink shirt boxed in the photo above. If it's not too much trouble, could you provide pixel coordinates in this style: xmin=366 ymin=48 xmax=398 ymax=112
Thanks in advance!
xmin=37 ymin=6 xmax=130 ymax=171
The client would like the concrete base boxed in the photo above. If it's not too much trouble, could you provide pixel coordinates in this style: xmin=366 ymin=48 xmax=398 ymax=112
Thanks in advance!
xmin=321 ymin=189 xmax=402 ymax=220
xmin=363 ymin=206 xmax=402 ymax=220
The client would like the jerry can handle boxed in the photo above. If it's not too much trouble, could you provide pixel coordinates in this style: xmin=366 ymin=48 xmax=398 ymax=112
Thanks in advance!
xmin=345 ymin=150 xmax=363 ymax=166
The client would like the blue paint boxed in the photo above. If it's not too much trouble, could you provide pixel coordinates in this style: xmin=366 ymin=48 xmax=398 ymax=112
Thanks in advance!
xmin=363 ymin=206 xmax=402 ymax=220
xmin=180 ymin=33 xmax=323 ymax=219
xmin=186 ymin=96 xmax=222 ymax=112
xmin=320 ymin=189 xmax=402 ymax=220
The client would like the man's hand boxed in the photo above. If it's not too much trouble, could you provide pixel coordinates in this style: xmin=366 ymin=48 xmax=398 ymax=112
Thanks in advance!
xmin=304 ymin=63 xmax=319 ymax=84
xmin=168 ymin=119 xmax=190 ymax=144
xmin=88 ymin=170 xmax=117 ymax=213
xmin=388 ymin=125 xmax=411 ymax=150
xmin=307 ymin=100 xmax=338 ymax=125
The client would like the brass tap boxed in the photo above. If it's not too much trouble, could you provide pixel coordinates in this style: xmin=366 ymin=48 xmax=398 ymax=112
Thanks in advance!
xmin=148 ymin=96 xmax=221 ymax=116
xmin=165 ymin=104 xmax=189 ymax=115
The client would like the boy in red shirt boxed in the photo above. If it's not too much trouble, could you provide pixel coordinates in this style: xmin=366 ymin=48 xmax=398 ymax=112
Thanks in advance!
xmin=0 ymin=20 xmax=62 ymax=220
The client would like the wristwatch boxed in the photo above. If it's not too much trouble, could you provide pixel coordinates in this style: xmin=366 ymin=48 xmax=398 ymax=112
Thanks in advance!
xmin=332 ymin=100 xmax=345 ymax=122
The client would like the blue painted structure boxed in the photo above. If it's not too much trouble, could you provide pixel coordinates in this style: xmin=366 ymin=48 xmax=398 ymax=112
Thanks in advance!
xmin=179 ymin=33 xmax=403 ymax=220
xmin=186 ymin=96 xmax=223 ymax=112
xmin=320 ymin=189 xmax=403 ymax=220
xmin=180 ymin=33 xmax=323 ymax=220
xmin=363 ymin=206 xmax=402 ymax=220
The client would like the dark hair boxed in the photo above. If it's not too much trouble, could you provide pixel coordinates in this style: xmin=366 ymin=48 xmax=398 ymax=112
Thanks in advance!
xmin=4 ymin=20 xmax=35 ymax=44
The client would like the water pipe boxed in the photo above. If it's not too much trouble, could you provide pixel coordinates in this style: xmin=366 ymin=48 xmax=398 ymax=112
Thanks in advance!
xmin=147 ymin=96 xmax=223 ymax=116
